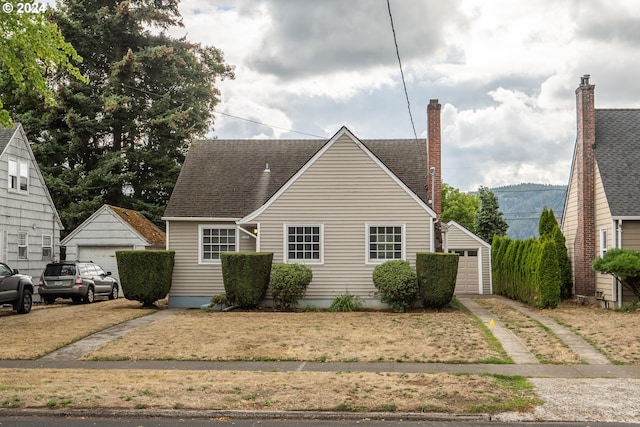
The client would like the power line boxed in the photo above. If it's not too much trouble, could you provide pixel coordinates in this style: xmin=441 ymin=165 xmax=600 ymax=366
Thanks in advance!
xmin=212 ymin=110 xmax=325 ymax=139
xmin=386 ymin=0 xmax=419 ymax=143
xmin=119 ymin=82 xmax=325 ymax=139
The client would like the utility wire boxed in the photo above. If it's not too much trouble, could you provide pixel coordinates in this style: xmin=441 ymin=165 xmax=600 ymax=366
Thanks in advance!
xmin=386 ymin=0 xmax=419 ymax=143
xmin=120 ymin=82 xmax=325 ymax=139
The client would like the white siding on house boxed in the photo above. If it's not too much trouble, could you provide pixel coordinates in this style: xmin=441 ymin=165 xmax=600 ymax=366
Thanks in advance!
xmin=0 ymin=126 xmax=62 ymax=281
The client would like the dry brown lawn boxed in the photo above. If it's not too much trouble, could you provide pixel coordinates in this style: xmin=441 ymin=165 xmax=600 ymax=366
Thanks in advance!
xmin=1 ymin=296 xmax=638 ymax=414
xmin=0 ymin=368 xmax=537 ymax=414
xmin=0 ymin=298 xmax=154 ymax=359
xmin=543 ymin=301 xmax=640 ymax=364
xmin=84 ymin=308 xmax=507 ymax=363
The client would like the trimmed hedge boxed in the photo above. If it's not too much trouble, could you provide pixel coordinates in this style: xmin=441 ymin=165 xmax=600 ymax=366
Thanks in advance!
xmin=116 ymin=250 xmax=174 ymax=306
xmin=221 ymin=252 xmax=273 ymax=307
xmin=269 ymin=263 xmax=313 ymax=310
xmin=416 ymin=252 xmax=459 ymax=309
xmin=491 ymin=235 xmax=561 ymax=308
xmin=372 ymin=260 xmax=418 ymax=313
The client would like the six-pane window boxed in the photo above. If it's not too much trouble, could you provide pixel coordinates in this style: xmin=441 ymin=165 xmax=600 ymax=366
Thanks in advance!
xmin=202 ymin=228 xmax=236 ymax=261
xmin=369 ymin=226 xmax=403 ymax=261
xmin=287 ymin=226 xmax=321 ymax=262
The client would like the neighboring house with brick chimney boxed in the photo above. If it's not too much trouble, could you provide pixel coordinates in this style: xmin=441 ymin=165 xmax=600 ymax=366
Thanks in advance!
xmin=163 ymin=100 xmax=492 ymax=308
xmin=562 ymin=75 xmax=640 ymax=308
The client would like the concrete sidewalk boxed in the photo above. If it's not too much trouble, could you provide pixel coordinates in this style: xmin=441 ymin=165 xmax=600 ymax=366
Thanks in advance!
xmin=0 ymin=295 xmax=637 ymax=379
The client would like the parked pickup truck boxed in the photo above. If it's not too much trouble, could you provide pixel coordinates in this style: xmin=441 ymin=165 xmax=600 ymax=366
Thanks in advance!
xmin=0 ymin=262 xmax=33 ymax=314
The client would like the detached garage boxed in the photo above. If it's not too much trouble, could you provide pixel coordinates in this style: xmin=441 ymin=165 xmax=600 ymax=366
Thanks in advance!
xmin=444 ymin=220 xmax=492 ymax=295
xmin=61 ymin=205 xmax=165 ymax=288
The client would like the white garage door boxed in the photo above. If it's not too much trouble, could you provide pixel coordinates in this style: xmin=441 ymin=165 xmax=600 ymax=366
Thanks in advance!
xmin=451 ymin=249 xmax=480 ymax=294
xmin=78 ymin=246 xmax=132 ymax=293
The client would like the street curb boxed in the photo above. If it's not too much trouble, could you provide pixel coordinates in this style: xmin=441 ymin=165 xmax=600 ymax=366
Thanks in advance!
xmin=0 ymin=407 xmax=491 ymax=422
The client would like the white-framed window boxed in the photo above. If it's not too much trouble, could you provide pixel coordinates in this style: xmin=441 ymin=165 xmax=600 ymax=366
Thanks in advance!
xmin=42 ymin=235 xmax=53 ymax=259
xmin=285 ymin=224 xmax=323 ymax=264
xmin=366 ymin=224 xmax=405 ymax=263
xmin=18 ymin=232 xmax=28 ymax=259
xmin=8 ymin=159 xmax=28 ymax=192
xmin=600 ymin=228 xmax=608 ymax=257
xmin=199 ymin=225 xmax=237 ymax=263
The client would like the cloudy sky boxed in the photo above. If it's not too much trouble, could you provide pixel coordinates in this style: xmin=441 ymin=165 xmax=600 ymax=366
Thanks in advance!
xmin=165 ymin=0 xmax=640 ymax=192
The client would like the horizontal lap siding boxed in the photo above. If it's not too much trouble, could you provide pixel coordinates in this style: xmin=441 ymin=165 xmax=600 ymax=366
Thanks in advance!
xmin=168 ymin=221 xmax=227 ymax=297
xmin=562 ymin=161 xmax=579 ymax=283
xmin=253 ymin=135 xmax=431 ymax=307
xmin=447 ymin=225 xmax=491 ymax=294
xmin=594 ymin=167 xmax=614 ymax=300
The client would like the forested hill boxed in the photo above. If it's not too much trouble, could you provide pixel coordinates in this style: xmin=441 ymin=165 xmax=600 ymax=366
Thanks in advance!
xmin=492 ymin=183 xmax=567 ymax=240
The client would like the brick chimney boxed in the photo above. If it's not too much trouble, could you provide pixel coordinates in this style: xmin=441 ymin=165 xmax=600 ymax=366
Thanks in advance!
xmin=574 ymin=74 xmax=596 ymax=296
xmin=427 ymin=99 xmax=442 ymax=217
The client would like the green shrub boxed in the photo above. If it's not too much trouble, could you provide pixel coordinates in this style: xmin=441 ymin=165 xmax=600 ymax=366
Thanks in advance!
xmin=416 ymin=252 xmax=459 ymax=309
xmin=372 ymin=260 xmax=418 ymax=313
xmin=221 ymin=252 xmax=273 ymax=307
xmin=269 ymin=263 xmax=313 ymax=310
xmin=328 ymin=292 xmax=363 ymax=312
xmin=116 ymin=250 xmax=174 ymax=306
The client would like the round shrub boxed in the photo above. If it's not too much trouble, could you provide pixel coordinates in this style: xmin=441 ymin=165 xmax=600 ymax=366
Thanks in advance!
xmin=372 ymin=260 xmax=418 ymax=313
xmin=269 ymin=263 xmax=313 ymax=310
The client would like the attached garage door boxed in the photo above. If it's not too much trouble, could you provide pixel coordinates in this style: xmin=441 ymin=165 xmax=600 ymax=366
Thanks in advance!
xmin=78 ymin=246 xmax=132 ymax=293
xmin=451 ymin=249 xmax=480 ymax=294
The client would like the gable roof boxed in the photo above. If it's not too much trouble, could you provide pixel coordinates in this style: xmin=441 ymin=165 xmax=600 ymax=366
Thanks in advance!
xmin=1 ymin=123 xmax=64 ymax=229
xmin=594 ymin=109 xmax=640 ymax=217
xmin=164 ymin=127 xmax=430 ymax=219
xmin=62 ymin=204 xmax=165 ymax=246
xmin=446 ymin=220 xmax=491 ymax=248
xmin=0 ymin=125 xmax=17 ymax=156
xmin=108 ymin=205 xmax=166 ymax=244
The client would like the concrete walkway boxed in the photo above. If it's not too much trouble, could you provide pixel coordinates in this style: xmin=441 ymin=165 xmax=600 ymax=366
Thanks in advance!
xmin=2 ymin=296 xmax=638 ymax=379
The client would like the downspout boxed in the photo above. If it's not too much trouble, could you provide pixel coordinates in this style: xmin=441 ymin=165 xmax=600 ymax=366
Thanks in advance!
xmin=429 ymin=217 xmax=434 ymax=252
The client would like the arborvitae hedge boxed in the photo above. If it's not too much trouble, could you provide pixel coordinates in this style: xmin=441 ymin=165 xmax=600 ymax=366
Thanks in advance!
xmin=221 ymin=252 xmax=273 ymax=307
xmin=491 ymin=235 xmax=561 ymax=308
xmin=116 ymin=250 xmax=174 ymax=306
xmin=416 ymin=252 xmax=459 ymax=309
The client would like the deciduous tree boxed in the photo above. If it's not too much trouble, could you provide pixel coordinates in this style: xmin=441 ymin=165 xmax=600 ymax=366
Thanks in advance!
xmin=441 ymin=183 xmax=479 ymax=233
xmin=0 ymin=0 xmax=84 ymax=126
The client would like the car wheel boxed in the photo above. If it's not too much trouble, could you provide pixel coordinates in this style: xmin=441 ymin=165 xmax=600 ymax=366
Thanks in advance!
xmin=44 ymin=297 xmax=56 ymax=305
xmin=17 ymin=289 xmax=33 ymax=314
xmin=109 ymin=285 xmax=118 ymax=300
xmin=84 ymin=286 xmax=95 ymax=304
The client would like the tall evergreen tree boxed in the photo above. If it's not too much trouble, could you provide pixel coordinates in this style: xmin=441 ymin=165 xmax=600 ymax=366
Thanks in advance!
xmin=538 ymin=207 xmax=573 ymax=299
xmin=7 ymin=0 xmax=234 ymax=231
xmin=474 ymin=186 xmax=508 ymax=244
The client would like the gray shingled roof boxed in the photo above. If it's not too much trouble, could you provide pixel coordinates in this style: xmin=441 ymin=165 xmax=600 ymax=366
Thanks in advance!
xmin=164 ymin=133 xmax=428 ymax=219
xmin=0 ymin=125 xmax=17 ymax=155
xmin=594 ymin=109 xmax=640 ymax=217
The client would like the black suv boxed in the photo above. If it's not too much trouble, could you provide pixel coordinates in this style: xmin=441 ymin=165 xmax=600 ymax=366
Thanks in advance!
xmin=38 ymin=261 xmax=119 ymax=304
xmin=0 ymin=262 xmax=33 ymax=314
